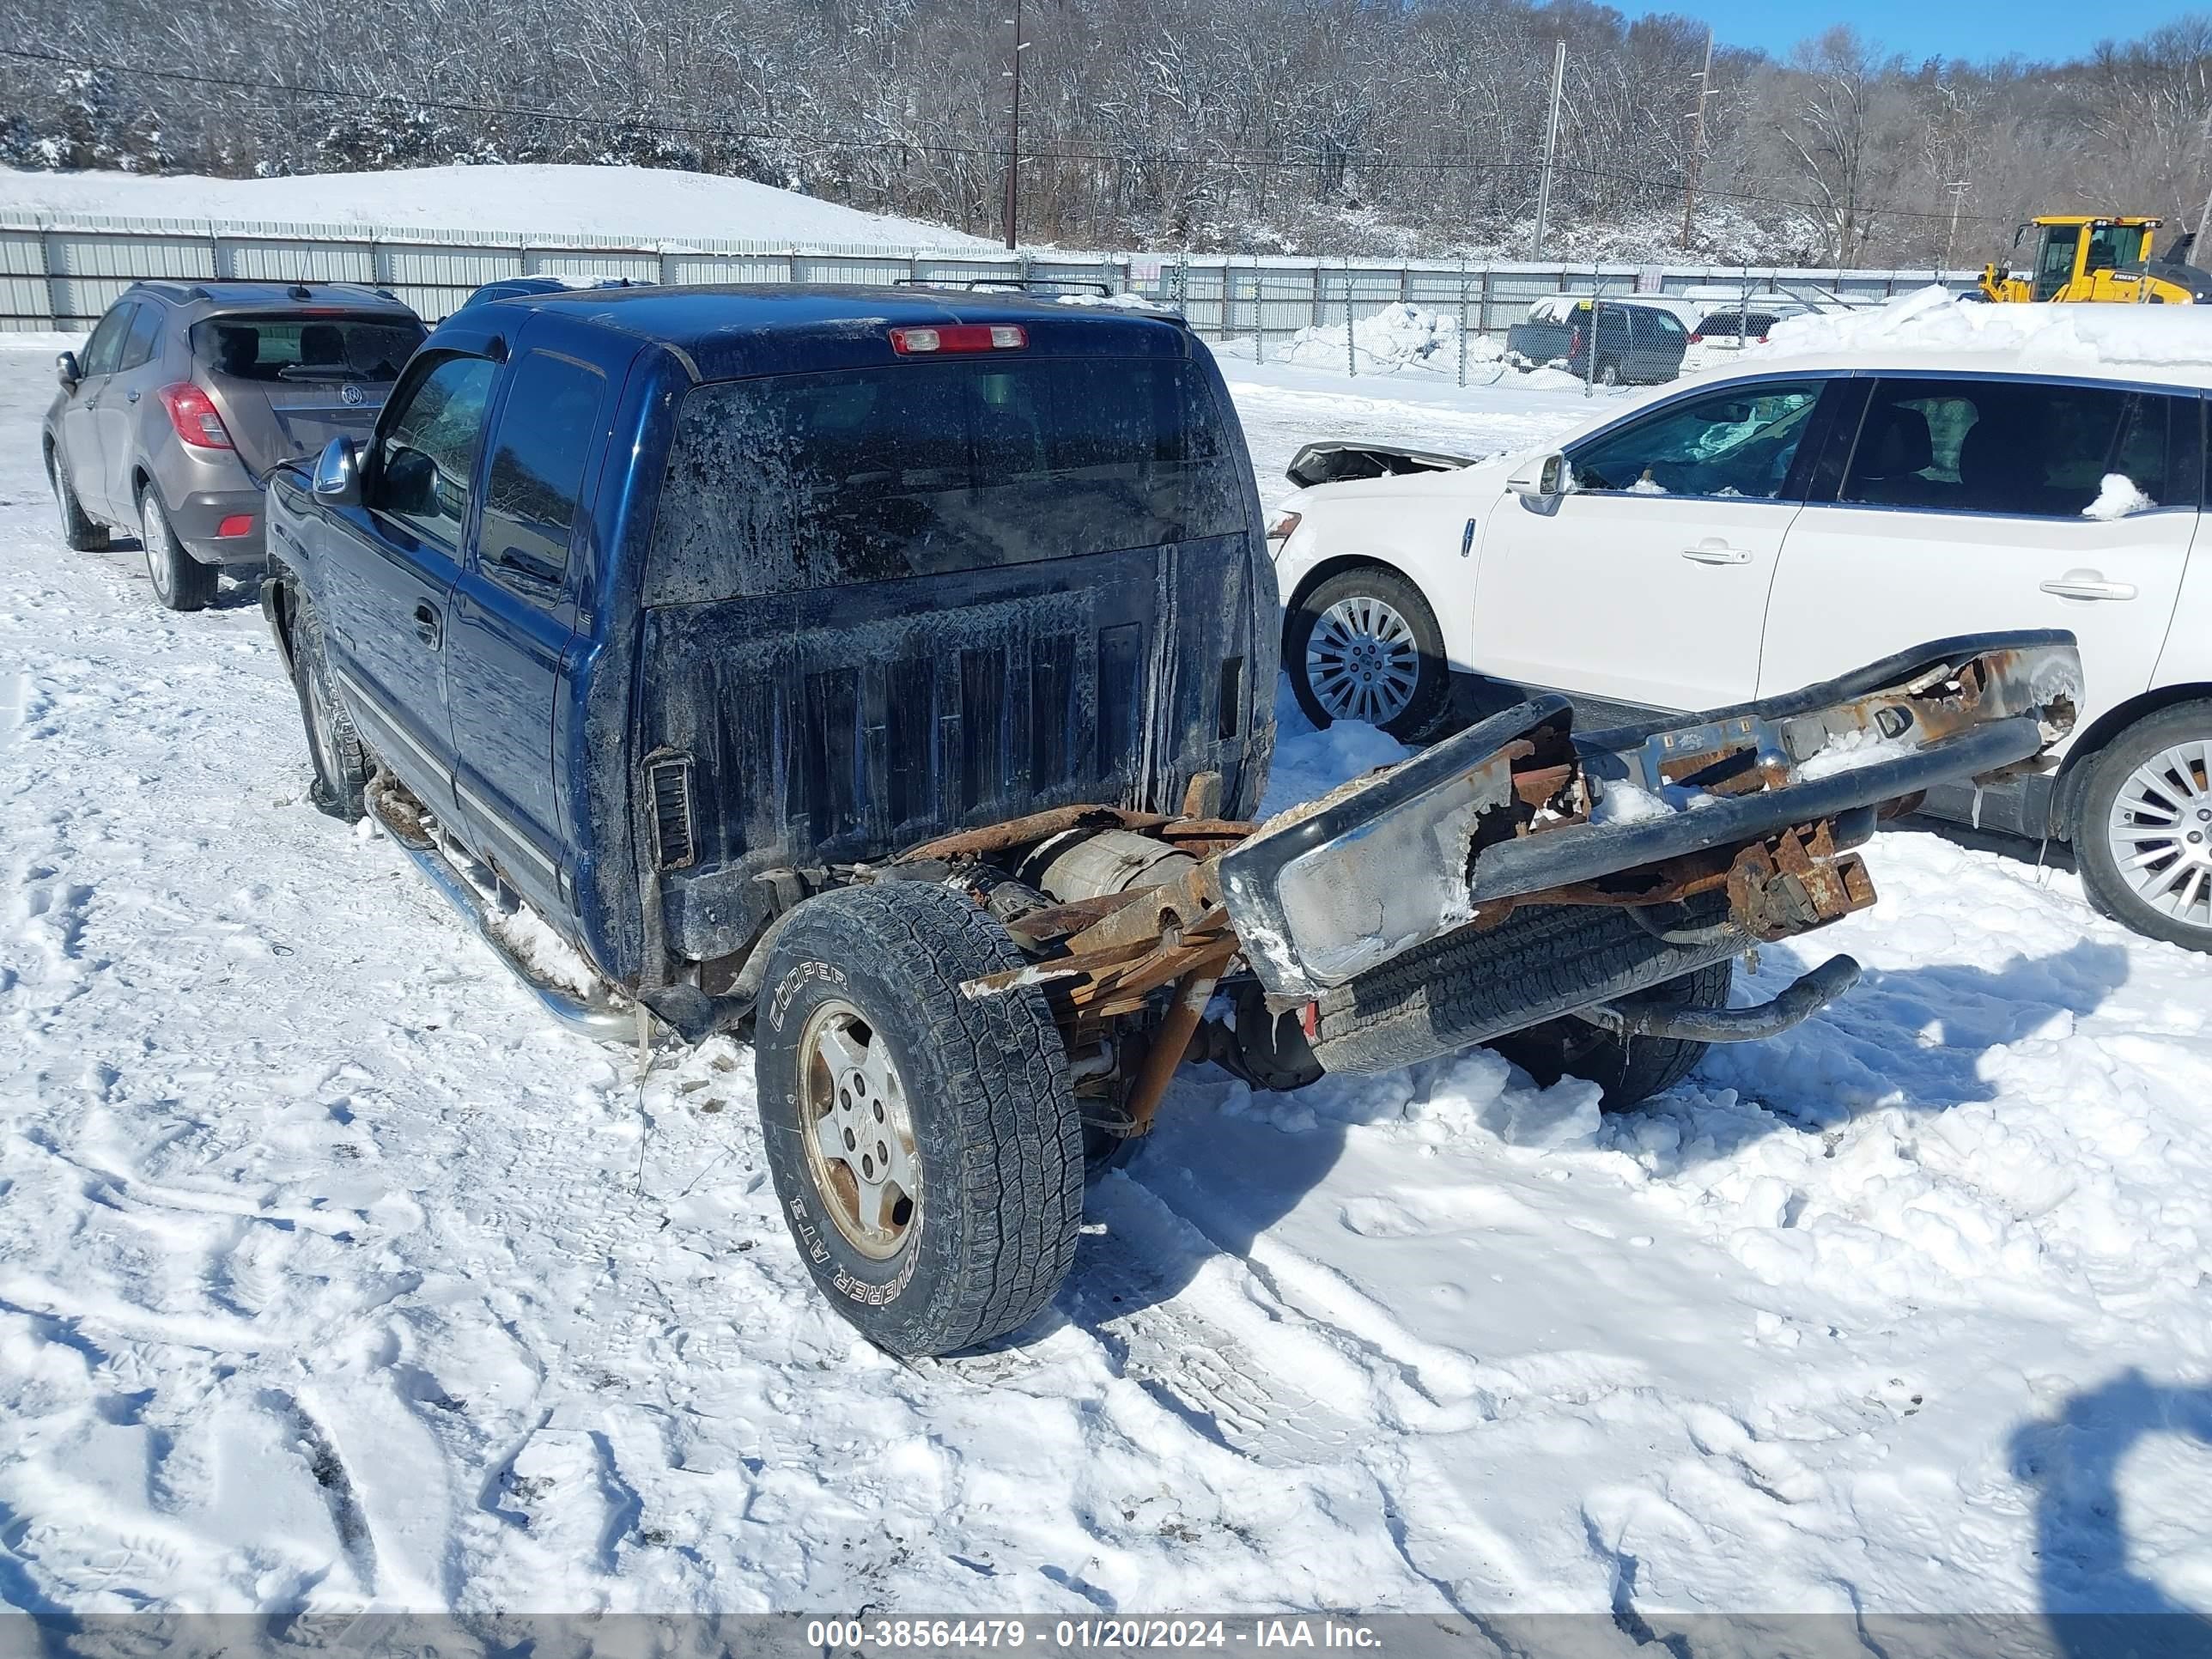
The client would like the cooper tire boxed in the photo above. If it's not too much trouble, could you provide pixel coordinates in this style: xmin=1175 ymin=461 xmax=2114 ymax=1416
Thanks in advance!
xmin=2073 ymin=701 xmax=2212 ymax=951
xmin=1486 ymin=959 xmax=1732 ymax=1110
xmin=141 ymin=488 xmax=216 ymax=613
xmin=756 ymin=883 xmax=1084 ymax=1356
xmin=1286 ymin=566 xmax=1453 ymax=742
xmin=290 ymin=595 xmax=373 ymax=822
xmin=49 ymin=443 xmax=110 ymax=552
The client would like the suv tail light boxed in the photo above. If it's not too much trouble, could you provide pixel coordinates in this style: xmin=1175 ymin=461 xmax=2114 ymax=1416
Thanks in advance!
xmin=1687 ymin=331 xmax=1704 ymax=343
xmin=157 ymin=383 xmax=234 ymax=449
xmin=1267 ymin=509 xmax=1302 ymax=542
xmin=890 ymin=324 xmax=1027 ymax=355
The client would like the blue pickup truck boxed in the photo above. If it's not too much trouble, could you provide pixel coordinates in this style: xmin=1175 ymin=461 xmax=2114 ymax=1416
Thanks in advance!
xmin=262 ymin=283 xmax=2081 ymax=1356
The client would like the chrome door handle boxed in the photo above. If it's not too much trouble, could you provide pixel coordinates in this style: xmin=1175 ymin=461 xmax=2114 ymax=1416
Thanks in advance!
xmin=1680 ymin=544 xmax=1752 ymax=565
xmin=412 ymin=602 xmax=441 ymax=645
xmin=2039 ymin=577 xmax=2137 ymax=601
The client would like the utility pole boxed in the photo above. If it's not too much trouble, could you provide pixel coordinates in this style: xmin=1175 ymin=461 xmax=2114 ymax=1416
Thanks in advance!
xmin=1942 ymin=180 xmax=1970 ymax=271
xmin=1533 ymin=40 xmax=1565 ymax=260
xmin=1001 ymin=0 xmax=1026 ymax=252
xmin=1680 ymin=27 xmax=1712 ymax=249
xmin=2192 ymin=98 xmax=2212 ymax=253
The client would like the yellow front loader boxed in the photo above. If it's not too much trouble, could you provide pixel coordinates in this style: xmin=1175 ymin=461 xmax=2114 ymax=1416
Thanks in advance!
xmin=1978 ymin=216 xmax=2212 ymax=304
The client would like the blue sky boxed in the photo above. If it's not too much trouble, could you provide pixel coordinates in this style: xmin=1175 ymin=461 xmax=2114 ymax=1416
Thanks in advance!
xmin=1665 ymin=0 xmax=2196 ymax=64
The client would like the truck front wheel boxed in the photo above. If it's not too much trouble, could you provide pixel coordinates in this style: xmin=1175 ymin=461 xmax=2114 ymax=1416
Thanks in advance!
xmin=289 ymin=595 xmax=372 ymax=822
xmin=755 ymin=883 xmax=1084 ymax=1356
xmin=1486 ymin=959 xmax=1732 ymax=1110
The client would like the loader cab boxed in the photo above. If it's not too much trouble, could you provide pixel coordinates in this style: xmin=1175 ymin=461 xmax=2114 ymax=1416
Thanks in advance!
xmin=2005 ymin=216 xmax=2164 ymax=302
xmin=2030 ymin=220 xmax=2082 ymax=301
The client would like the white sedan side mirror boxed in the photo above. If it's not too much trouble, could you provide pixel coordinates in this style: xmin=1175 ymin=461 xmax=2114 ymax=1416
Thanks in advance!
xmin=1506 ymin=452 xmax=1568 ymax=500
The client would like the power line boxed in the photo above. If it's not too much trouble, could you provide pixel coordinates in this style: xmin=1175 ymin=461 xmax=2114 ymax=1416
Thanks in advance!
xmin=0 ymin=41 xmax=2020 ymax=228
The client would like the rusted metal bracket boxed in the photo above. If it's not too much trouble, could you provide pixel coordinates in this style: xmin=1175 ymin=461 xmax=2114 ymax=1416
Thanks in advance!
xmin=1726 ymin=822 xmax=1876 ymax=941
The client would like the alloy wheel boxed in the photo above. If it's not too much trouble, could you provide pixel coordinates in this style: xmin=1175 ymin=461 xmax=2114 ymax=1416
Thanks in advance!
xmin=799 ymin=1001 xmax=922 ymax=1259
xmin=2106 ymin=741 xmax=2212 ymax=930
xmin=1306 ymin=594 xmax=1420 ymax=726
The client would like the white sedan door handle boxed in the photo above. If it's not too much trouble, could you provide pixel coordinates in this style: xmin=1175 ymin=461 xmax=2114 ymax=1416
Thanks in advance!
xmin=1680 ymin=543 xmax=1752 ymax=565
xmin=2039 ymin=575 xmax=2138 ymax=602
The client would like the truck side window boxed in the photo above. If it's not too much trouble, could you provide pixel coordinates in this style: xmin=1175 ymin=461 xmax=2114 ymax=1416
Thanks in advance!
xmin=372 ymin=355 xmax=497 ymax=549
xmin=480 ymin=351 xmax=605 ymax=587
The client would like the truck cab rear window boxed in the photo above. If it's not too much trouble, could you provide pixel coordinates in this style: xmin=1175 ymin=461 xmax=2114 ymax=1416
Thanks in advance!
xmin=190 ymin=316 xmax=426 ymax=384
xmin=647 ymin=356 xmax=1248 ymax=602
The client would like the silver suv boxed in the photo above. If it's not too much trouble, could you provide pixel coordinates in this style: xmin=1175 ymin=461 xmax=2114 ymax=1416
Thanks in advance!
xmin=42 ymin=280 xmax=426 ymax=611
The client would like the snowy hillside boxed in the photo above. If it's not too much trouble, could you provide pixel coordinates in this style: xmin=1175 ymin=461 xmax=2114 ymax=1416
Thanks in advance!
xmin=0 ymin=163 xmax=998 ymax=248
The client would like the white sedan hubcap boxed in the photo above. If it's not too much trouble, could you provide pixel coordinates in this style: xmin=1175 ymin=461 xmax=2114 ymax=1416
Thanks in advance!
xmin=1308 ymin=595 xmax=1420 ymax=726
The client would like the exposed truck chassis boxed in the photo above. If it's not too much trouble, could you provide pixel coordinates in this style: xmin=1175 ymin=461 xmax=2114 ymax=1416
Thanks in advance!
xmin=368 ymin=629 xmax=2078 ymax=1355
xmin=385 ymin=629 xmax=2077 ymax=1107
xmin=878 ymin=629 xmax=2080 ymax=1130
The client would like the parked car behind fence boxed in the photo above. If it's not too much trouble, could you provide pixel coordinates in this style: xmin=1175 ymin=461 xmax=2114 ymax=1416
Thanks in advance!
xmin=1503 ymin=296 xmax=1690 ymax=385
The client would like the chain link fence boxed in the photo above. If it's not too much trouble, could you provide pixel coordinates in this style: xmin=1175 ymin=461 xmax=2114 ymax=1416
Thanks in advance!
xmin=0 ymin=210 xmax=1974 ymax=370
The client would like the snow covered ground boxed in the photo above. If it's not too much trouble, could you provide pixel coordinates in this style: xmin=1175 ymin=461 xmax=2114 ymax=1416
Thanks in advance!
xmin=0 ymin=163 xmax=998 ymax=249
xmin=3 ymin=332 xmax=2209 ymax=1632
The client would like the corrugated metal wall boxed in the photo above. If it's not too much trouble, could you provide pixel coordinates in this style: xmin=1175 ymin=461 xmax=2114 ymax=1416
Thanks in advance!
xmin=0 ymin=210 xmax=1971 ymax=354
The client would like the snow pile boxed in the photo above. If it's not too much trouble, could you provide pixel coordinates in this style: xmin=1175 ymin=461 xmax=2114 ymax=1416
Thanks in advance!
xmin=0 ymin=163 xmax=996 ymax=249
xmin=1761 ymin=283 xmax=2212 ymax=371
xmin=2083 ymin=472 xmax=2158 ymax=519
xmin=1273 ymin=301 xmax=1504 ymax=379
xmin=1055 ymin=291 xmax=1177 ymax=313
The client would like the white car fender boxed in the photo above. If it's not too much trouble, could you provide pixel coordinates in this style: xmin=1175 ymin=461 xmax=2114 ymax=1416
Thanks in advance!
xmin=1270 ymin=469 xmax=1508 ymax=667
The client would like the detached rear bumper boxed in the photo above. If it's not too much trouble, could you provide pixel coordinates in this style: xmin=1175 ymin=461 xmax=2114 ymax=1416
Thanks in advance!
xmin=1219 ymin=630 xmax=2081 ymax=1001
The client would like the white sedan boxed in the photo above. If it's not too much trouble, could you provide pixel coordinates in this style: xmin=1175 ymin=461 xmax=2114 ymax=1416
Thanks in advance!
xmin=1268 ymin=341 xmax=2212 ymax=951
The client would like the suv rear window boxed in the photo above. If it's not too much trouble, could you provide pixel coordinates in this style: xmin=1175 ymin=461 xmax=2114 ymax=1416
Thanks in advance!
xmin=190 ymin=314 xmax=426 ymax=384
xmin=647 ymin=356 xmax=1249 ymax=602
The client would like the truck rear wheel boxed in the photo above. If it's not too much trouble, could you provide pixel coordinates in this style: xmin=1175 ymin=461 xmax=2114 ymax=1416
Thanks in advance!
xmin=755 ymin=883 xmax=1084 ymax=1356
xmin=1486 ymin=959 xmax=1732 ymax=1110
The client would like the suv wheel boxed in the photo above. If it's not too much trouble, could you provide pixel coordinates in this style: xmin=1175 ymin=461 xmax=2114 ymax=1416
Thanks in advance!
xmin=2074 ymin=701 xmax=2212 ymax=951
xmin=1286 ymin=566 xmax=1453 ymax=740
xmin=755 ymin=882 xmax=1083 ymax=1356
xmin=1597 ymin=358 xmax=1622 ymax=386
xmin=1487 ymin=960 xmax=1732 ymax=1110
xmin=289 ymin=595 xmax=374 ymax=821
xmin=140 ymin=488 xmax=217 ymax=612
xmin=48 ymin=443 xmax=110 ymax=552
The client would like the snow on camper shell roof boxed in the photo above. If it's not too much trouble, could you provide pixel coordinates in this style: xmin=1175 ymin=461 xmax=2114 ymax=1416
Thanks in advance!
xmin=1732 ymin=284 xmax=2212 ymax=391
xmin=481 ymin=283 xmax=1194 ymax=380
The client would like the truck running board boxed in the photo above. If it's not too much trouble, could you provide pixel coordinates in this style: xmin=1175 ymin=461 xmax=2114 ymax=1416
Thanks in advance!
xmin=368 ymin=781 xmax=637 ymax=1043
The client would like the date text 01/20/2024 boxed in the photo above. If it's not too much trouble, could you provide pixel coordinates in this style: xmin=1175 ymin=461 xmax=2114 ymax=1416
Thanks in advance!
xmin=803 ymin=1620 xmax=1383 ymax=1649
